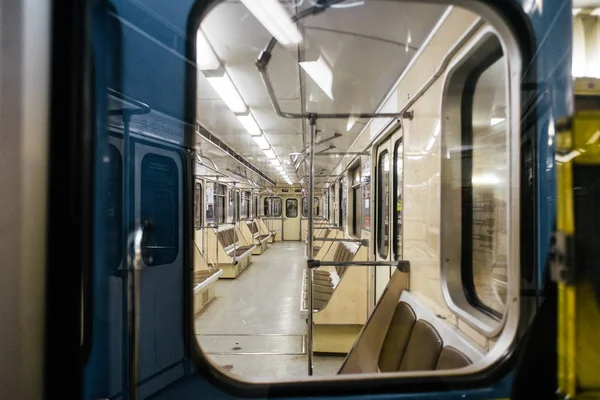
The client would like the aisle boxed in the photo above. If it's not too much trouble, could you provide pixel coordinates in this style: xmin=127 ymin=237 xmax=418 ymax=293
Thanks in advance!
xmin=194 ymin=241 xmax=344 ymax=381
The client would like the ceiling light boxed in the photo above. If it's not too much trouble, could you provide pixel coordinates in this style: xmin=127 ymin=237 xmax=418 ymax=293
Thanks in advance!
xmin=299 ymin=55 xmax=334 ymax=100
xmin=591 ymin=8 xmax=600 ymax=15
xmin=491 ymin=118 xmax=505 ymax=126
xmin=573 ymin=8 xmax=581 ymax=15
xmin=196 ymin=30 xmax=220 ymax=71
xmin=206 ymin=74 xmax=247 ymax=114
xmin=252 ymin=134 xmax=270 ymax=150
xmin=270 ymin=158 xmax=280 ymax=166
xmin=264 ymin=148 xmax=276 ymax=159
xmin=237 ymin=113 xmax=261 ymax=135
xmin=239 ymin=0 xmax=303 ymax=47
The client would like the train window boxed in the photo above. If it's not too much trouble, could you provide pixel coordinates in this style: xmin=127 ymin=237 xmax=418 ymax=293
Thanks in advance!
xmin=252 ymin=194 xmax=258 ymax=218
xmin=140 ymin=153 xmax=178 ymax=266
xmin=338 ymin=182 xmax=343 ymax=228
xmin=351 ymin=164 xmax=362 ymax=237
xmin=302 ymin=197 xmax=308 ymax=218
xmin=313 ymin=197 xmax=320 ymax=216
xmin=235 ymin=191 xmax=240 ymax=220
xmin=106 ymin=144 xmax=122 ymax=270
xmin=263 ymin=197 xmax=282 ymax=217
xmin=242 ymin=191 xmax=250 ymax=219
xmin=286 ymin=198 xmax=298 ymax=218
xmin=228 ymin=189 xmax=234 ymax=222
xmin=215 ymin=184 xmax=226 ymax=224
xmin=377 ymin=151 xmax=390 ymax=258
xmin=194 ymin=182 xmax=202 ymax=230
xmin=442 ymin=33 xmax=510 ymax=332
xmin=466 ymin=54 xmax=507 ymax=316
xmin=393 ymin=140 xmax=403 ymax=260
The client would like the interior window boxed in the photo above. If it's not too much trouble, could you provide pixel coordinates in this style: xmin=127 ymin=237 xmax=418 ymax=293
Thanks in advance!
xmin=286 ymin=198 xmax=298 ymax=218
xmin=464 ymin=54 xmax=508 ymax=316
xmin=377 ymin=151 xmax=390 ymax=258
xmin=140 ymin=153 xmax=179 ymax=266
xmin=194 ymin=182 xmax=202 ymax=230
xmin=272 ymin=198 xmax=282 ymax=217
xmin=313 ymin=197 xmax=320 ymax=216
xmin=352 ymin=165 xmax=362 ymax=236
xmin=215 ymin=184 xmax=226 ymax=224
xmin=302 ymin=197 xmax=308 ymax=218
xmin=394 ymin=141 xmax=403 ymax=260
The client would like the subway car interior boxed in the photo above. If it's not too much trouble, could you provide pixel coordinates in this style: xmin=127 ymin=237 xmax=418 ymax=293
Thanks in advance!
xmin=4 ymin=0 xmax=600 ymax=399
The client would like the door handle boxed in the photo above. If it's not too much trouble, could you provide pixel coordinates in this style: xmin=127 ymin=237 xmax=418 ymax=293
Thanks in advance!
xmin=126 ymin=220 xmax=151 ymax=399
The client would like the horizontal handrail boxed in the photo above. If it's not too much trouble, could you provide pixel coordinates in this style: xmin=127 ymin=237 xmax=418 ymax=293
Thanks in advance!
xmin=307 ymin=259 xmax=410 ymax=273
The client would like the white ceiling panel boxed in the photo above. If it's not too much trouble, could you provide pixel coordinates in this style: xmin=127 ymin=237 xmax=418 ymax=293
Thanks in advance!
xmin=196 ymin=0 xmax=447 ymax=185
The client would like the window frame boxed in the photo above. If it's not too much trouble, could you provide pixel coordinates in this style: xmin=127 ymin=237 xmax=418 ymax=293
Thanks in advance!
xmin=285 ymin=198 xmax=298 ymax=218
xmin=377 ymin=150 xmax=390 ymax=259
xmin=392 ymin=138 xmax=403 ymax=261
xmin=263 ymin=196 xmax=282 ymax=217
xmin=194 ymin=181 xmax=202 ymax=230
xmin=187 ymin=1 xmax=528 ymax=394
xmin=440 ymin=29 xmax=518 ymax=338
xmin=350 ymin=162 xmax=362 ymax=237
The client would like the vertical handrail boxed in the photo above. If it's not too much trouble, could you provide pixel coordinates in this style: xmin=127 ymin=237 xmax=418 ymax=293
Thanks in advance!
xmin=307 ymin=115 xmax=316 ymax=376
xmin=127 ymin=222 xmax=147 ymax=400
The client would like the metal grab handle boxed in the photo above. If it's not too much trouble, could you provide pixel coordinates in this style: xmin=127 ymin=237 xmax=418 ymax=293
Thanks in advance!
xmin=126 ymin=221 xmax=150 ymax=400
xmin=308 ymin=259 xmax=410 ymax=273
xmin=314 ymin=238 xmax=369 ymax=246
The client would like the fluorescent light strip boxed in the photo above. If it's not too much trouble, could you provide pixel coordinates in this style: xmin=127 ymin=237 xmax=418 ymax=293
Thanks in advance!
xmin=239 ymin=0 xmax=303 ymax=47
xmin=270 ymin=158 xmax=280 ymax=167
xmin=252 ymin=134 xmax=271 ymax=150
xmin=237 ymin=113 xmax=261 ymax=135
xmin=491 ymin=118 xmax=505 ymax=126
xmin=591 ymin=7 xmax=600 ymax=15
xmin=264 ymin=148 xmax=276 ymax=159
xmin=207 ymin=74 xmax=247 ymax=114
xmin=196 ymin=30 xmax=220 ymax=70
xmin=299 ymin=56 xmax=334 ymax=99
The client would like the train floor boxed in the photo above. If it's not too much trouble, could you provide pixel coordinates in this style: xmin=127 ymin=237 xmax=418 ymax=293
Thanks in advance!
xmin=194 ymin=241 xmax=345 ymax=381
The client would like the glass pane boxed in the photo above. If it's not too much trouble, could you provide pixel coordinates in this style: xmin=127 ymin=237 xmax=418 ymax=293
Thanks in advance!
xmin=302 ymin=197 xmax=308 ymax=217
xmin=273 ymin=198 xmax=282 ymax=217
xmin=378 ymin=151 xmax=390 ymax=258
xmin=194 ymin=182 xmax=202 ymax=230
xmin=470 ymin=56 xmax=507 ymax=314
xmin=313 ymin=197 xmax=320 ymax=216
xmin=395 ymin=141 xmax=403 ymax=260
xmin=286 ymin=198 xmax=298 ymax=218
xmin=206 ymin=182 xmax=214 ymax=225
xmin=140 ymin=154 xmax=178 ymax=266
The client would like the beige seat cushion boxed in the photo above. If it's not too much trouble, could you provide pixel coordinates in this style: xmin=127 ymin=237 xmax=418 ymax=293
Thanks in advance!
xmin=398 ymin=320 xmax=443 ymax=371
xmin=378 ymin=302 xmax=417 ymax=372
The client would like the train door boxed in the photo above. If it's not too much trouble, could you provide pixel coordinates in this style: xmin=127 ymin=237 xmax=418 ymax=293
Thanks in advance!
xmin=105 ymin=130 xmax=186 ymax=399
xmin=374 ymin=138 xmax=392 ymax=303
xmin=283 ymin=196 xmax=301 ymax=240
xmin=133 ymin=141 xmax=186 ymax=398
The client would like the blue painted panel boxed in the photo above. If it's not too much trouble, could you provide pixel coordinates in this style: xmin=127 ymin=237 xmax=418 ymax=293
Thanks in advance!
xmin=517 ymin=0 xmax=573 ymax=286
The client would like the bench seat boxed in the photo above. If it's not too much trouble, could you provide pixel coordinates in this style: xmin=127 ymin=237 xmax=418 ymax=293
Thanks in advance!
xmin=193 ymin=269 xmax=222 ymax=316
xmin=338 ymin=274 xmax=484 ymax=374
